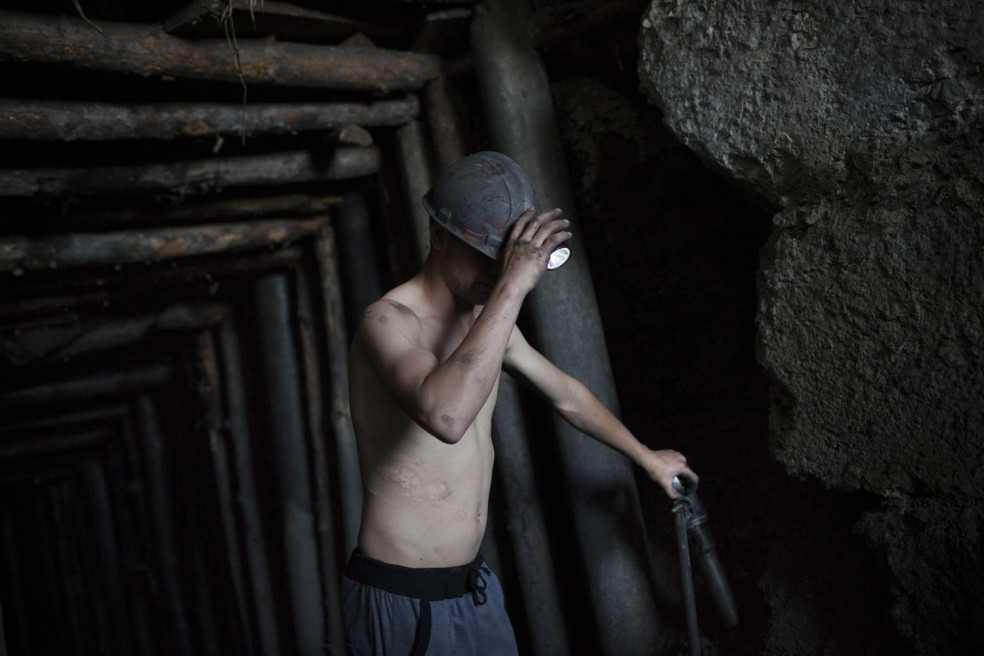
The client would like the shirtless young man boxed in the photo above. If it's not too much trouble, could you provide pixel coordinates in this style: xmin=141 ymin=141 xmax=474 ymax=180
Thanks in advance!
xmin=342 ymin=152 xmax=697 ymax=655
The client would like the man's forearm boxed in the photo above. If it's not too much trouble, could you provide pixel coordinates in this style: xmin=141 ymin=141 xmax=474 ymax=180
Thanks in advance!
xmin=417 ymin=282 xmax=527 ymax=441
xmin=556 ymin=380 xmax=650 ymax=464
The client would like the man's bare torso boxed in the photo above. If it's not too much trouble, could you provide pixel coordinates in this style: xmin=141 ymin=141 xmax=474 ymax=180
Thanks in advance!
xmin=348 ymin=289 xmax=498 ymax=568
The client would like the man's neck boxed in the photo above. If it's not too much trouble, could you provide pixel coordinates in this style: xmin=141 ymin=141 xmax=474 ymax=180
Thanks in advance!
xmin=417 ymin=254 xmax=478 ymax=322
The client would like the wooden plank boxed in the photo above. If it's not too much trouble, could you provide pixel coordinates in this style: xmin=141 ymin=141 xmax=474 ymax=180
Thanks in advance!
xmin=0 ymin=147 xmax=381 ymax=197
xmin=0 ymin=9 xmax=441 ymax=92
xmin=0 ymin=97 xmax=419 ymax=141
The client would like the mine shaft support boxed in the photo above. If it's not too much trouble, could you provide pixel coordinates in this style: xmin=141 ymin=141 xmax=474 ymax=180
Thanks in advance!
xmin=0 ymin=9 xmax=441 ymax=93
xmin=471 ymin=1 xmax=669 ymax=654
xmin=0 ymin=97 xmax=420 ymax=141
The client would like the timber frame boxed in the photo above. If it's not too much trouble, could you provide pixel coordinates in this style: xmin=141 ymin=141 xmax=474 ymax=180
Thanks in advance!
xmin=0 ymin=2 xmax=662 ymax=656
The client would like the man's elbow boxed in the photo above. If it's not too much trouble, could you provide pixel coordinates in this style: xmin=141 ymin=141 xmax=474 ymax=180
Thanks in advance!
xmin=422 ymin=413 xmax=467 ymax=444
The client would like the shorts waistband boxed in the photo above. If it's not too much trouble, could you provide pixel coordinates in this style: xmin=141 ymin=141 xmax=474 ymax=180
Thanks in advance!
xmin=343 ymin=548 xmax=488 ymax=602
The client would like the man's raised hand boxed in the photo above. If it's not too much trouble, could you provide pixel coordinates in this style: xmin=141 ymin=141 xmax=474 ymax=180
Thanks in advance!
xmin=499 ymin=207 xmax=571 ymax=293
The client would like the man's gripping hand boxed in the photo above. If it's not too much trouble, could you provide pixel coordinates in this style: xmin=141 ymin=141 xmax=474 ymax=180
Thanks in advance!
xmin=498 ymin=207 xmax=571 ymax=294
xmin=637 ymin=448 xmax=699 ymax=500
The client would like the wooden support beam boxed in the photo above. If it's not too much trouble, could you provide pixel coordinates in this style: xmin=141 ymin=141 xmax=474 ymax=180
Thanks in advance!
xmin=395 ymin=120 xmax=434 ymax=261
xmin=0 ymin=365 xmax=172 ymax=409
xmin=424 ymin=75 xmax=469 ymax=171
xmin=0 ymin=147 xmax=381 ymax=198
xmin=195 ymin=330 xmax=258 ymax=654
xmin=411 ymin=8 xmax=472 ymax=55
xmin=0 ymin=9 xmax=441 ymax=92
xmin=134 ymin=395 xmax=195 ymax=655
xmin=217 ymin=318 xmax=281 ymax=656
xmin=293 ymin=261 xmax=346 ymax=656
xmin=315 ymin=220 xmax=363 ymax=556
xmin=0 ymin=97 xmax=420 ymax=141
xmin=61 ymin=193 xmax=343 ymax=230
xmin=0 ymin=426 xmax=110 ymax=460
xmin=0 ymin=217 xmax=320 ymax=273
xmin=165 ymin=0 xmax=411 ymax=48
xmin=253 ymin=273 xmax=325 ymax=656
xmin=2 ymin=304 xmax=230 ymax=365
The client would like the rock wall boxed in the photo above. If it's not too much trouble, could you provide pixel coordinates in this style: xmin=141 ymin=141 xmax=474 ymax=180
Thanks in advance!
xmin=638 ymin=1 xmax=984 ymax=654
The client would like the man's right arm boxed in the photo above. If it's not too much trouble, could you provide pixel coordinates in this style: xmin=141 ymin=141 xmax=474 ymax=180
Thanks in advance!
xmin=355 ymin=208 xmax=571 ymax=444
xmin=355 ymin=293 xmax=524 ymax=444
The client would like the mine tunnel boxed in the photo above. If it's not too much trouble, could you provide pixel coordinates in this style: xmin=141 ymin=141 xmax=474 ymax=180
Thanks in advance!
xmin=1 ymin=1 xmax=981 ymax=655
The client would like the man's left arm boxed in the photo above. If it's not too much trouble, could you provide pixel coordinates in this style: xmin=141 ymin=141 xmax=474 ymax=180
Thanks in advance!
xmin=503 ymin=328 xmax=697 ymax=498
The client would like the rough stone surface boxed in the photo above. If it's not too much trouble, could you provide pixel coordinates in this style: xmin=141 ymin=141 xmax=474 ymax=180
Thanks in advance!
xmin=639 ymin=1 xmax=984 ymax=654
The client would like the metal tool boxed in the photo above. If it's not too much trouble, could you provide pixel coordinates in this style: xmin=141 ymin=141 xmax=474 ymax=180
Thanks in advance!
xmin=672 ymin=474 xmax=739 ymax=656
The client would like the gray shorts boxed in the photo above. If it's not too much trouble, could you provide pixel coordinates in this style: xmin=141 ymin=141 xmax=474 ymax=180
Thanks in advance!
xmin=341 ymin=548 xmax=519 ymax=656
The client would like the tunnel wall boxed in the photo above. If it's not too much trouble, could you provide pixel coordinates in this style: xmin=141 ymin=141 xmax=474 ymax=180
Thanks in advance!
xmin=638 ymin=1 xmax=984 ymax=653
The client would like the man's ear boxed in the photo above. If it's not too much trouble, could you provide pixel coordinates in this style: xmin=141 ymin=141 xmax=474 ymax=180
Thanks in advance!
xmin=429 ymin=220 xmax=447 ymax=253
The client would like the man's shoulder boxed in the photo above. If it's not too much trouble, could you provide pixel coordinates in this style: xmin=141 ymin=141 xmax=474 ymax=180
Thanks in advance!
xmin=360 ymin=295 xmax=423 ymax=330
xmin=352 ymin=294 xmax=427 ymax=356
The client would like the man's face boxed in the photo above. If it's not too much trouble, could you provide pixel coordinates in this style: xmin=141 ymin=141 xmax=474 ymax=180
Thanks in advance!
xmin=440 ymin=233 xmax=502 ymax=306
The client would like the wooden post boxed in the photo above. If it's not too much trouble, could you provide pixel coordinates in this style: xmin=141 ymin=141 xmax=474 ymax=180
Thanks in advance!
xmin=0 ymin=9 xmax=441 ymax=92
xmin=253 ymin=273 xmax=324 ymax=656
xmin=0 ymin=97 xmax=420 ymax=141
xmin=395 ymin=120 xmax=435 ymax=260
xmin=81 ymin=460 xmax=132 ymax=654
xmin=424 ymin=74 xmax=470 ymax=171
xmin=197 ymin=330 xmax=259 ymax=655
xmin=0 ymin=515 xmax=25 ymax=655
xmin=135 ymin=395 xmax=195 ymax=654
xmin=0 ymin=147 xmax=381 ymax=198
xmin=293 ymin=263 xmax=346 ymax=656
xmin=217 ymin=319 xmax=281 ymax=656
xmin=315 ymin=222 xmax=363 ymax=556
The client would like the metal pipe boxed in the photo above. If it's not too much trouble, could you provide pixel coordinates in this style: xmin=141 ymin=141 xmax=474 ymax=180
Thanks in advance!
xmin=471 ymin=2 xmax=669 ymax=653
xmin=675 ymin=508 xmax=701 ymax=656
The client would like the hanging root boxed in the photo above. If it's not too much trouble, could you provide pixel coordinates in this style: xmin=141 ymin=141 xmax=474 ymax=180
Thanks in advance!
xmin=71 ymin=0 xmax=107 ymax=37
xmin=219 ymin=1 xmax=265 ymax=145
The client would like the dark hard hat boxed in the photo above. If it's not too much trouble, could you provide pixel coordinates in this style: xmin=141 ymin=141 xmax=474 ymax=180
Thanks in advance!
xmin=422 ymin=151 xmax=540 ymax=261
